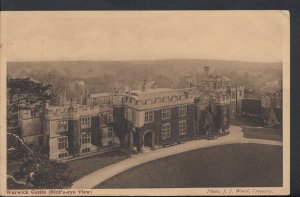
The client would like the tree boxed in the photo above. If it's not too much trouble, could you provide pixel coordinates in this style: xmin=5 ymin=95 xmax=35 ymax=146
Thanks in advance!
xmin=30 ymin=159 xmax=74 ymax=189
xmin=7 ymin=78 xmax=55 ymax=127
xmin=7 ymin=78 xmax=74 ymax=188
xmin=8 ymin=141 xmax=74 ymax=189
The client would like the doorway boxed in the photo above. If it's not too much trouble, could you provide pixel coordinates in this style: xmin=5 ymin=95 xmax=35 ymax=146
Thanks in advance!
xmin=143 ymin=130 xmax=156 ymax=151
xmin=144 ymin=131 xmax=153 ymax=147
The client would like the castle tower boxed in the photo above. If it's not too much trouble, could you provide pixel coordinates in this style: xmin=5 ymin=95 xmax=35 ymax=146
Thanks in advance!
xmin=204 ymin=66 xmax=210 ymax=76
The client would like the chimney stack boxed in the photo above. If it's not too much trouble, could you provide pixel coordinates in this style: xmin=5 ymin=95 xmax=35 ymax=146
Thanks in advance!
xmin=58 ymin=90 xmax=67 ymax=106
xmin=45 ymin=100 xmax=50 ymax=109
xmin=204 ymin=66 xmax=210 ymax=76
xmin=142 ymin=80 xmax=147 ymax=92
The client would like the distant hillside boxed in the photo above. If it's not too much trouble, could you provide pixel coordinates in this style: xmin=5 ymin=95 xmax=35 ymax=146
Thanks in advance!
xmin=7 ymin=59 xmax=282 ymax=79
xmin=7 ymin=59 xmax=282 ymax=97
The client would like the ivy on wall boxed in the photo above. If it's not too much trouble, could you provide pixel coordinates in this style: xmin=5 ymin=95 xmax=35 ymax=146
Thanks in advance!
xmin=91 ymin=116 xmax=101 ymax=147
xmin=67 ymin=119 xmax=81 ymax=155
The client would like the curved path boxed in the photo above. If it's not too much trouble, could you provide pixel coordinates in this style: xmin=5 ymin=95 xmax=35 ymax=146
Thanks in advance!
xmin=71 ymin=126 xmax=282 ymax=189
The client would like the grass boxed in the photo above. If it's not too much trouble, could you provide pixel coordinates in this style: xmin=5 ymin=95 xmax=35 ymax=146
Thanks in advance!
xmin=96 ymin=144 xmax=282 ymax=188
xmin=67 ymin=149 xmax=130 ymax=181
xmin=231 ymin=115 xmax=266 ymax=127
xmin=242 ymin=127 xmax=282 ymax=141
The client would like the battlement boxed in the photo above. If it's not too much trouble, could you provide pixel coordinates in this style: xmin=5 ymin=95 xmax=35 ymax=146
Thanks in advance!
xmin=45 ymin=104 xmax=101 ymax=119
xmin=126 ymin=94 xmax=191 ymax=105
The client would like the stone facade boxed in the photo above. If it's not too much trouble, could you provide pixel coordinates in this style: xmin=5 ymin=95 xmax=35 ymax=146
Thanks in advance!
xmin=16 ymin=66 xmax=245 ymax=160
xmin=42 ymin=94 xmax=119 ymax=160
xmin=241 ymin=81 xmax=282 ymax=127
xmin=17 ymin=109 xmax=47 ymax=146
xmin=261 ymin=90 xmax=282 ymax=127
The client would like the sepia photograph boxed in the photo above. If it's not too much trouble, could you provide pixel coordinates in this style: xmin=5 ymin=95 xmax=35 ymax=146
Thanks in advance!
xmin=0 ymin=10 xmax=290 ymax=196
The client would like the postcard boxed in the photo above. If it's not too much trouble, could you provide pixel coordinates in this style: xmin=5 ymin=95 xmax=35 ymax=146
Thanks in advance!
xmin=0 ymin=10 xmax=290 ymax=196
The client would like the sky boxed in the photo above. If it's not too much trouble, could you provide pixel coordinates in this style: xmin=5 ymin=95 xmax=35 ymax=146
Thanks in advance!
xmin=4 ymin=11 xmax=288 ymax=62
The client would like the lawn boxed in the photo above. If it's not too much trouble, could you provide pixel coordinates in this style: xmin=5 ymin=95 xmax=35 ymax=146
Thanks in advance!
xmin=242 ymin=127 xmax=282 ymax=141
xmin=96 ymin=144 xmax=282 ymax=188
xmin=67 ymin=149 xmax=130 ymax=181
xmin=230 ymin=115 xmax=267 ymax=127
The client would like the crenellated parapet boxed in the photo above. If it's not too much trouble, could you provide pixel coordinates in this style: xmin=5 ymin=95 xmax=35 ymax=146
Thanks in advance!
xmin=121 ymin=87 xmax=198 ymax=111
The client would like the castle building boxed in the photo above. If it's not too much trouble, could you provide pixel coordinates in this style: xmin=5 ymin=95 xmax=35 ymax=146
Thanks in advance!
xmin=202 ymin=66 xmax=244 ymax=115
xmin=260 ymin=81 xmax=282 ymax=127
xmin=18 ymin=106 xmax=47 ymax=147
xmin=241 ymin=80 xmax=282 ymax=127
xmin=117 ymin=87 xmax=197 ymax=151
xmin=43 ymin=92 xmax=119 ymax=160
xmin=16 ymin=66 xmax=243 ymax=160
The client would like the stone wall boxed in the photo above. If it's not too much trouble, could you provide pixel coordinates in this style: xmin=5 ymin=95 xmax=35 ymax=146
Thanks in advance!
xmin=136 ymin=104 xmax=195 ymax=148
